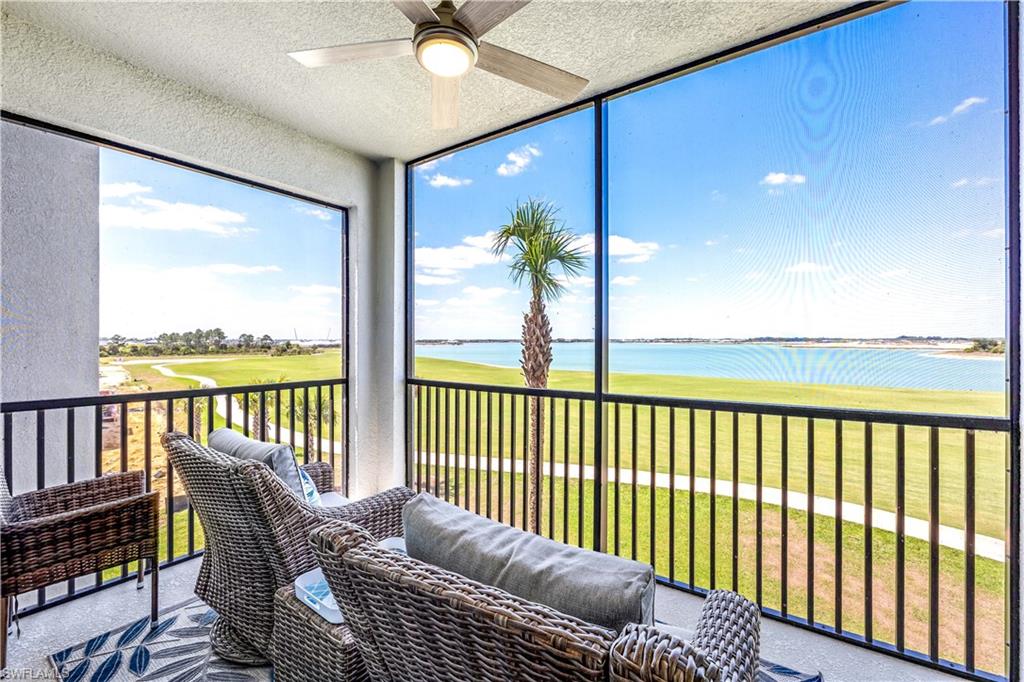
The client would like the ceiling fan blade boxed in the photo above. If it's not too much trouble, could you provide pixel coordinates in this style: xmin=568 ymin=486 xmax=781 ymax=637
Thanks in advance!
xmin=289 ymin=38 xmax=412 ymax=67
xmin=393 ymin=0 xmax=440 ymax=25
xmin=453 ymin=0 xmax=531 ymax=38
xmin=432 ymin=74 xmax=460 ymax=129
xmin=476 ymin=42 xmax=588 ymax=101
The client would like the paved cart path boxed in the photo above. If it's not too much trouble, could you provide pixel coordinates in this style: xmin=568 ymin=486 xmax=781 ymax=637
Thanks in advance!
xmin=149 ymin=362 xmax=344 ymax=454
xmin=416 ymin=453 xmax=1006 ymax=562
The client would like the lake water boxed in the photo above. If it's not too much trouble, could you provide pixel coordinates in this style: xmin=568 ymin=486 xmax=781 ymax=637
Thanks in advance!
xmin=416 ymin=342 xmax=1006 ymax=392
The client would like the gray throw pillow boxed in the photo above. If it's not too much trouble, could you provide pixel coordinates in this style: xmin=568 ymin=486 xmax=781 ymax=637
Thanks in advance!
xmin=208 ymin=428 xmax=303 ymax=497
xmin=403 ymin=492 xmax=654 ymax=633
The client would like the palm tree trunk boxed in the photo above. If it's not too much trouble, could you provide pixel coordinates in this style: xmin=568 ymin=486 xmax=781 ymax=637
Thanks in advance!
xmin=521 ymin=286 xmax=552 ymax=534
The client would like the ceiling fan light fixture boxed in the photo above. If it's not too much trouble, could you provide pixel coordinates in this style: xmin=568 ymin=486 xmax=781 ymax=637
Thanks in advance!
xmin=415 ymin=29 xmax=477 ymax=78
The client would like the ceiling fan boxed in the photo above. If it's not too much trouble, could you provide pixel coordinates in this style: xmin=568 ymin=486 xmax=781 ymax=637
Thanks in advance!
xmin=288 ymin=0 xmax=589 ymax=129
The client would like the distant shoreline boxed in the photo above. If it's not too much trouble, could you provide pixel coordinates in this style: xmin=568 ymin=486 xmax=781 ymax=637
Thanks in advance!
xmin=416 ymin=338 xmax=1003 ymax=354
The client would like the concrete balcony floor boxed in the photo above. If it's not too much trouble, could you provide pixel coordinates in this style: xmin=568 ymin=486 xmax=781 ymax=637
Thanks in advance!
xmin=6 ymin=558 xmax=957 ymax=681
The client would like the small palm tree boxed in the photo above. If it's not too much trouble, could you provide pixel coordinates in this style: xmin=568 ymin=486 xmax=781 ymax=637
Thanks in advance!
xmin=246 ymin=377 xmax=286 ymax=440
xmin=492 ymin=198 xmax=587 ymax=532
xmin=290 ymin=390 xmax=336 ymax=460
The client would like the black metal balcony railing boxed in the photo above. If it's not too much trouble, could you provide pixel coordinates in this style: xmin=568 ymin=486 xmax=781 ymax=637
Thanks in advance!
xmin=407 ymin=377 xmax=1012 ymax=682
xmin=0 ymin=377 xmax=348 ymax=618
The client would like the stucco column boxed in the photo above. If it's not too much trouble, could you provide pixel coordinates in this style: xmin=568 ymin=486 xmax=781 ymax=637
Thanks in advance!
xmin=349 ymin=158 xmax=406 ymax=497
xmin=0 ymin=120 xmax=100 ymax=493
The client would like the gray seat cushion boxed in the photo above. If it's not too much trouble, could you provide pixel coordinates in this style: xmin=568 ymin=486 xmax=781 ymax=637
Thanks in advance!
xmin=208 ymin=428 xmax=303 ymax=497
xmin=403 ymin=492 xmax=654 ymax=633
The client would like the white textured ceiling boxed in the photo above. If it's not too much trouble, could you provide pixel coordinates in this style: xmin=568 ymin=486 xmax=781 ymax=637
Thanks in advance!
xmin=3 ymin=1 xmax=853 ymax=161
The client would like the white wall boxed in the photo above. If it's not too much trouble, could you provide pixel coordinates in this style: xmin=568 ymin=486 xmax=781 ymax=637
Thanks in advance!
xmin=0 ymin=12 xmax=406 ymax=497
xmin=0 ymin=121 xmax=100 ymax=492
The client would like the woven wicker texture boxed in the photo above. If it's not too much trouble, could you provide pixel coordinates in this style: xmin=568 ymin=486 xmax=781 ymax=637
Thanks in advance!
xmin=311 ymin=519 xmax=618 ymax=682
xmin=270 ymin=585 xmax=369 ymax=682
xmin=0 ymin=469 xmax=159 ymax=595
xmin=609 ymin=623 xmax=721 ymax=682
xmin=691 ymin=590 xmax=760 ymax=682
xmin=160 ymin=431 xmax=412 ymax=664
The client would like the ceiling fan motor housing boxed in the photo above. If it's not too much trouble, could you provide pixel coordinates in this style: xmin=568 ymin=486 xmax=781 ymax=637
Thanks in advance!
xmin=413 ymin=1 xmax=479 ymax=75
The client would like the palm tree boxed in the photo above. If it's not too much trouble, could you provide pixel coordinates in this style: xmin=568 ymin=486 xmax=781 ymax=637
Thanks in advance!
xmin=246 ymin=377 xmax=287 ymax=440
xmin=290 ymin=389 xmax=336 ymax=460
xmin=492 ymin=198 xmax=587 ymax=532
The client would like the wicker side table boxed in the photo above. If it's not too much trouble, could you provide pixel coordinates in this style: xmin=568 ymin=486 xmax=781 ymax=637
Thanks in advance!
xmin=270 ymin=585 xmax=368 ymax=682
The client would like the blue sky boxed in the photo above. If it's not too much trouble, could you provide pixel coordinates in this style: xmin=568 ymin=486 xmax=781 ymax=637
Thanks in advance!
xmin=412 ymin=1 xmax=1007 ymax=341
xmin=99 ymin=149 xmax=344 ymax=339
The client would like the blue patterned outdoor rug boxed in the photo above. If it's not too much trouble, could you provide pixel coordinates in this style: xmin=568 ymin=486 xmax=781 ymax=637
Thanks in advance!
xmin=51 ymin=598 xmax=821 ymax=681
xmin=49 ymin=598 xmax=270 ymax=682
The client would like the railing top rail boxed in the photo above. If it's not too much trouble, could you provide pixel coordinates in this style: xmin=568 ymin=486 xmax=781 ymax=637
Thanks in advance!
xmin=407 ymin=377 xmax=1010 ymax=432
xmin=1 ymin=377 xmax=347 ymax=413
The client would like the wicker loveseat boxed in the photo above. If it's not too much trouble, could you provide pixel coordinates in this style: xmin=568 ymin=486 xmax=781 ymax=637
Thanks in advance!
xmin=308 ymin=518 xmax=761 ymax=682
xmin=160 ymin=431 xmax=414 ymax=665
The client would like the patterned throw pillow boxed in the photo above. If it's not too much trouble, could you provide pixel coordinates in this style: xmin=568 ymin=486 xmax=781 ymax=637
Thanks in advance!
xmin=297 ymin=467 xmax=322 ymax=506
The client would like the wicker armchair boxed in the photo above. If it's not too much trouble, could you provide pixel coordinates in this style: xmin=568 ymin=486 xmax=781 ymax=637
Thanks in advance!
xmin=0 ymin=465 xmax=159 ymax=669
xmin=308 ymin=519 xmax=761 ymax=682
xmin=160 ymin=431 xmax=413 ymax=666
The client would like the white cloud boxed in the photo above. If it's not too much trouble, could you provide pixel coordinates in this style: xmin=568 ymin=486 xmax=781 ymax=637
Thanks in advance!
xmin=461 ymin=231 xmax=497 ymax=249
xmin=497 ymin=144 xmax=541 ymax=176
xmin=981 ymin=228 xmax=1004 ymax=239
xmin=761 ymin=172 xmax=806 ymax=186
xmin=611 ymin=275 xmax=640 ymax=286
xmin=428 ymin=173 xmax=473 ymax=188
xmin=101 ymin=197 xmax=254 ymax=237
xmin=289 ymin=284 xmax=341 ymax=296
xmin=416 ymin=154 xmax=453 ymax=172
xmin=445 ymin=286 xmax=512 ymax=306
xmin=100 ymin=182 xmax=152 ymax=199
xmin=704 ymin=240 xmax=719 ymax=247
xmin=418 ymin=299 xmax=440 ymax=307
xmin=415 ymin=235 xmax=500 ymax=273
xmin=293 ymin=205 xmax=333 ymax=221
xmin=785 ymin=261 xmax=830 ymax=274
xmin=929 ymin=96 xmax=988 ymax=125
xmin=952 ymin=176 xmax=997 ymax=188
xmin=710 ymin=189 xmax=726 ymax=202
xmin=572 ymin=234 xmax=660 ymax=263
xmin=198 ymin=264 xmax=281 ymax=275
xmin=416 ymin=273 xmax=460 ymax=286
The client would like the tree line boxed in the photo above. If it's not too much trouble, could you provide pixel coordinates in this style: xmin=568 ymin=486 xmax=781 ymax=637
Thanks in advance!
xmin=100 ymin=328 xmax=329 ymax=357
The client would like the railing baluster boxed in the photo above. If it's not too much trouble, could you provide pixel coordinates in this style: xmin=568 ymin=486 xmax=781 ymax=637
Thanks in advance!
xmin=864 ymin=422 xmax=873 ymax=642
xmin=275 ymin=389 xmax=282 ymax=444
xmin=302 ymin=387 xmax=310 ymax=464
xmin=689 ymin=407 xmax=696 ymax=588
xmin=965 ymin=429 xmax=976 ymax=672
xmin=614 ymin=402 xmax=621 ymax=556
xmin=781 ymin=415 xmax=788 ymax=615
xmin=732 ymin=412 xmax=739 ymax=592
xmin=166 ymin=399 xmax=175 ymax=563
xmin=243 ymin=391 xmax=250 ymax=437
xmin=144 ymin=402 xmax=152 ymax=493
xmin=226 ymin=392 xmax=233 ymax=429
xmin=316 ymin=385 xmax=323 ymax=461
xmin=807 ymin=418 xmax=815 ymax=625
xmin=434 ymin=386 xmax=441 ymax=497
xmin=446 ymin=388 xmax=453 ymax=504
xmin=3 ymin=414 xmax=12 ymax=492
xmin=563 ymin=398 xmax=570 ymax=542
xmin=455 ymin=389 xmax=462 ymax=507
xmin=507 ymin=392 xmax=513 ymax=525
xmin=36 ymin=410 xmax=47 ymax=605
xmin=94 ymin=405 xmax=102 ymax=587
xmin=207 ymin=395 xmax=215 ymax=439
xmin=416 ymin=385 xmax=423 ymax=492
xmin=669 ymin=408 xmax=676 ymax=584
xmin=630 ymin=403 xmax=638 ymax=560
xmin=650 ymin=405 xmax=657 ymax=568
xmin=329 ymin=385 xmax=336 ymax=472
xmin=475 ymin=390 xmax=482 ymax=514
xmin=426 ymin=386 xmax=434 ymax=495
xmin=483 ymin=391 xmax=491 ymax=518
xmin=896 ymin=423 xmax=905 ymax=652
xmin=289 ymin=389 xmax=296 ymax=453
xmin=498 ymin=394 xmax=505 ymax=523
xmin=756 ymin=413 xmax=763 ymax=605
xmin=549 ymin=397 xmax=556 ymax=538
xmin=66 ymin=408 xmax=75 ymax=484
xmin=928 ymin=426 xmax=939 ymax=662
xmin=835 ymin=420 xmax=843 ymax=633
xmin=259 ymin=391 xmax=267 ymax=443
xmin=521 ymin=394 xmax=529 ymax=529
xmin=469 ymin=390 xmax=475 ymax=511
xmin=186 ymin=396 xmax=195 ymax=556
xmin=710 ymin=410 xmax=716 ymax=590
xmin=578 ymin=399 xmax=585 ymax=548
